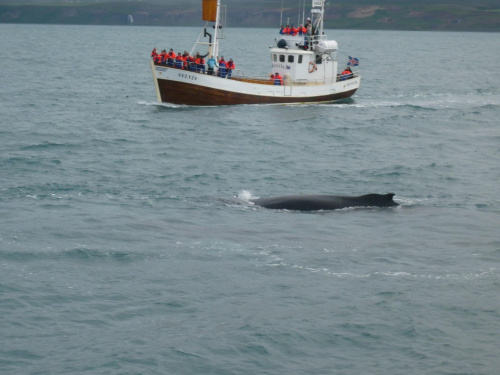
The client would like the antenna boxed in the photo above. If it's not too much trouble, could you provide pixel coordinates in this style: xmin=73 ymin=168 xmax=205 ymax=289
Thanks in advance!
xmin=298 ymin=0 xmax=300 ymax=26
xmin=302 ymin=0 xmax=306 ymax=25
xmin=280 ymin=0 xmax=284 ymax=26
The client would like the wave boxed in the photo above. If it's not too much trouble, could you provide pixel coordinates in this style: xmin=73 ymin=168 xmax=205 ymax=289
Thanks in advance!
xmin=259 ymin=255 xmax=499 ymax=281
xmin=345 ymin=91 xmax=500 ymax=111
xmin=138 ymin=100 xmax=216 ymax=110
xmin=0 ymin=246 xmax=134 ymax=263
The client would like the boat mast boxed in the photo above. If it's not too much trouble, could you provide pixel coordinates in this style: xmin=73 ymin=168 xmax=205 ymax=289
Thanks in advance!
xmin=202 ymin=0 xmax=220 ymax=58
xmin=301 ymin=0 xmax=306 ymax=26
xmin=213 ymin=0 xmax=221 ymax=58
xmin=280 ymin=0 xmax=284 ymax=27
xmin=312 ymin=0 xmax=324 ymax=36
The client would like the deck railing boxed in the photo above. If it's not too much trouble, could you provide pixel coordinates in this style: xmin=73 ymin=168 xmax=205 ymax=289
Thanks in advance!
xmin=154 ymin=61 xmax=358 ymax=86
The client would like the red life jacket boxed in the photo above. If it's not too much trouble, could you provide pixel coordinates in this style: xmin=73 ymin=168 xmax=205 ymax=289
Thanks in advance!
xmin=175 ymin=55 xmax=184 ymax=66
xmin=226 ymin=61 xmax=235 ymax=70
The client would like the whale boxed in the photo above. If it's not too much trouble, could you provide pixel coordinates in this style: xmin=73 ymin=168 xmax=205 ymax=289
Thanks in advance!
xmin=251 ymin=193 xmax=399 ymax=211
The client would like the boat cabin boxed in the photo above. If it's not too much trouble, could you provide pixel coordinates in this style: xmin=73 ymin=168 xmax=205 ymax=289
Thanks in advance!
xmin=271 ymin=35 xmax=339 ymax=84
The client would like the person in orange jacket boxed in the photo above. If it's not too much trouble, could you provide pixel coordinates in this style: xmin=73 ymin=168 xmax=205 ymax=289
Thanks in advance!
xmin=183 ymin=51 xmax=193 ymax=71
xmin=195 ymin=52 xmax=206 ymax=73
xmin=274 ymin=72 xmax=283 ymax=86
xmin=153 ymin=51 xmax=162 ymax=64
xmin=166 ymin=49 xmax=176 ymax=67
xmin=341 ymin=67 xmax=353 ymax=80
xmin=175 ymin=53 xmax=184 ymax=69
xmin=218 ymin=56 xmax=227 ymax=78
xmin=160 ymin=49 xmax=167 ymax=65
xmin=226 ymin=58 xmax=235 ymax=79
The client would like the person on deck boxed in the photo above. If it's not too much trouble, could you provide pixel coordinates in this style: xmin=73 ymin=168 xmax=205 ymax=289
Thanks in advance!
xmin=160 ymin=49 xmax=167 ymax=65
xmin=207 ymin=56 xmax=217 ymax=75
xmin=218 ymin=56 xmax=227 ymax=78
xmin=175 ymin=53 xmax=184 ymax=69
xmin=166 ymin=49 xmax=176 ymax=67
xmin=279 ymin=26 xmax=285 ymax=35
xmin=195 ymin=52 xmax=206 ymax=73
xmin=274 ymin=72 xmax=283 ymax=86
xmin=151 ymin=47 xmax=158 ymax=59
xmin=183 ymin=52 xmax=195 ymax=71
xmin=283 ymin=25 xmax=291 ymax=35
xmin=298 ymin=24 xmax=306 ymax=35
xmin=340 ymin=67 xmax=353 ymax=80
xmin=304 ymin=24 xmax=312 ymax=49
xmin=226 ymin=58 xmax=235 ymax=79
xmin=290 ymin=25 xmax=298 ymax=36
xmin=153 ymin=51 xmax=162 ymax=64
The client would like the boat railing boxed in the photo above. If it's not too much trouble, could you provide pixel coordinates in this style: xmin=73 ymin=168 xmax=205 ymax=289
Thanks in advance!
xmin=154 ymin=61 xmax=358 ymax=86
xmin=153 ymin=61 xmax=272 ymax=83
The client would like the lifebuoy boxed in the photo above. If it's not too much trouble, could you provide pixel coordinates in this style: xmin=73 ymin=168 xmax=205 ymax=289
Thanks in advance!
xmin=308 ymin=62 xmax=317 ymax=73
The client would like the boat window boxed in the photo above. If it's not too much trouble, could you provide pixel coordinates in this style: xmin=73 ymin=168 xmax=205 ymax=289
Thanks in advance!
xmin=298 ymin=55 xmax=303 ymax=64
xmin=273 ymin=54 xmax=277 ymax=62
xmin=288 ymin=55 xmax=294 ymax=63
xmin=279 ymin=55 xmax=285 ymax=63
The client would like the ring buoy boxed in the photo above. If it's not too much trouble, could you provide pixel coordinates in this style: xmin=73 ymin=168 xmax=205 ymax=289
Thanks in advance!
xmin=308 ymin=62 xmax=317 ymax=73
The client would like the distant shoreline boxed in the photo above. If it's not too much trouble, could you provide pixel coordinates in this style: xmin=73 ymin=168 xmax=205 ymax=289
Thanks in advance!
xmin=1 ymin=3 xmax=499 ymax=32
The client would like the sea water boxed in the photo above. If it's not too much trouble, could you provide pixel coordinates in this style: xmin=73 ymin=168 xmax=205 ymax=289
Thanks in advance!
xmin=1 ymin=25 xmax=499 ymax=374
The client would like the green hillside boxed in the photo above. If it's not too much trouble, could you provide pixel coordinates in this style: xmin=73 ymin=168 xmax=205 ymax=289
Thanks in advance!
xmin=1 ymin=0 xmax=499 ymax=31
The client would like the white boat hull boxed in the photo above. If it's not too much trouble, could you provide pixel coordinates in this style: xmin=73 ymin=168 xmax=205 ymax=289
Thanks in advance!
xmin=151 ymin=61 xmax=360 ymax=106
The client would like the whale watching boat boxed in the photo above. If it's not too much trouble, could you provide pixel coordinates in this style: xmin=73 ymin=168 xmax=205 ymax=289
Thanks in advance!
xmin=150 ymin=0 xmax=360 ymax=106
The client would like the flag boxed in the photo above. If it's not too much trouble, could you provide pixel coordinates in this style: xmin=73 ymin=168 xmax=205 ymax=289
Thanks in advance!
xmin=347 ymin=56 xmax=359 ymax=67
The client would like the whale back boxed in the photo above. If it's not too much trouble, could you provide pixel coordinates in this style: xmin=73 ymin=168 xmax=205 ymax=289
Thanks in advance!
xmin=355 ymin=193 xmax=398 ymax=207
xmin=251 ymin=193 xmax=398 ymax=211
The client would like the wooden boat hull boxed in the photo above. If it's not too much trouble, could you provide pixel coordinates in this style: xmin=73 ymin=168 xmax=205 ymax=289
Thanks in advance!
xmin=152 ymin=62 xmax=360 ymax=106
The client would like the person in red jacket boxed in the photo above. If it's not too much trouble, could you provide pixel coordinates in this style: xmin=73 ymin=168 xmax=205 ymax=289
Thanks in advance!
xmin=175 ymin=53 xmax=184 ymax=69
xmin=226 ymin=58 xmax=235 ymax=79
xmin=195 ymin=53 xmax=206 ymax=73
xmin=160 ymin=49 xmax=167 ymax=65
xmin=218 ymin=56 xmax=227 ymax=78
xmin=151 ymin=47 xmax=158 ymax=59
xmin=274 ymin=72 xmax=283 ymax=86
xmin=153 ymin=51 xmax=162 ymax=64
xmin=340 ymin=67 xmax=353 ymax=80
xmin=183 ymin=51 xmax=193 ymax=71
xmin=166 ymin=49 xmax=176 ymax=67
